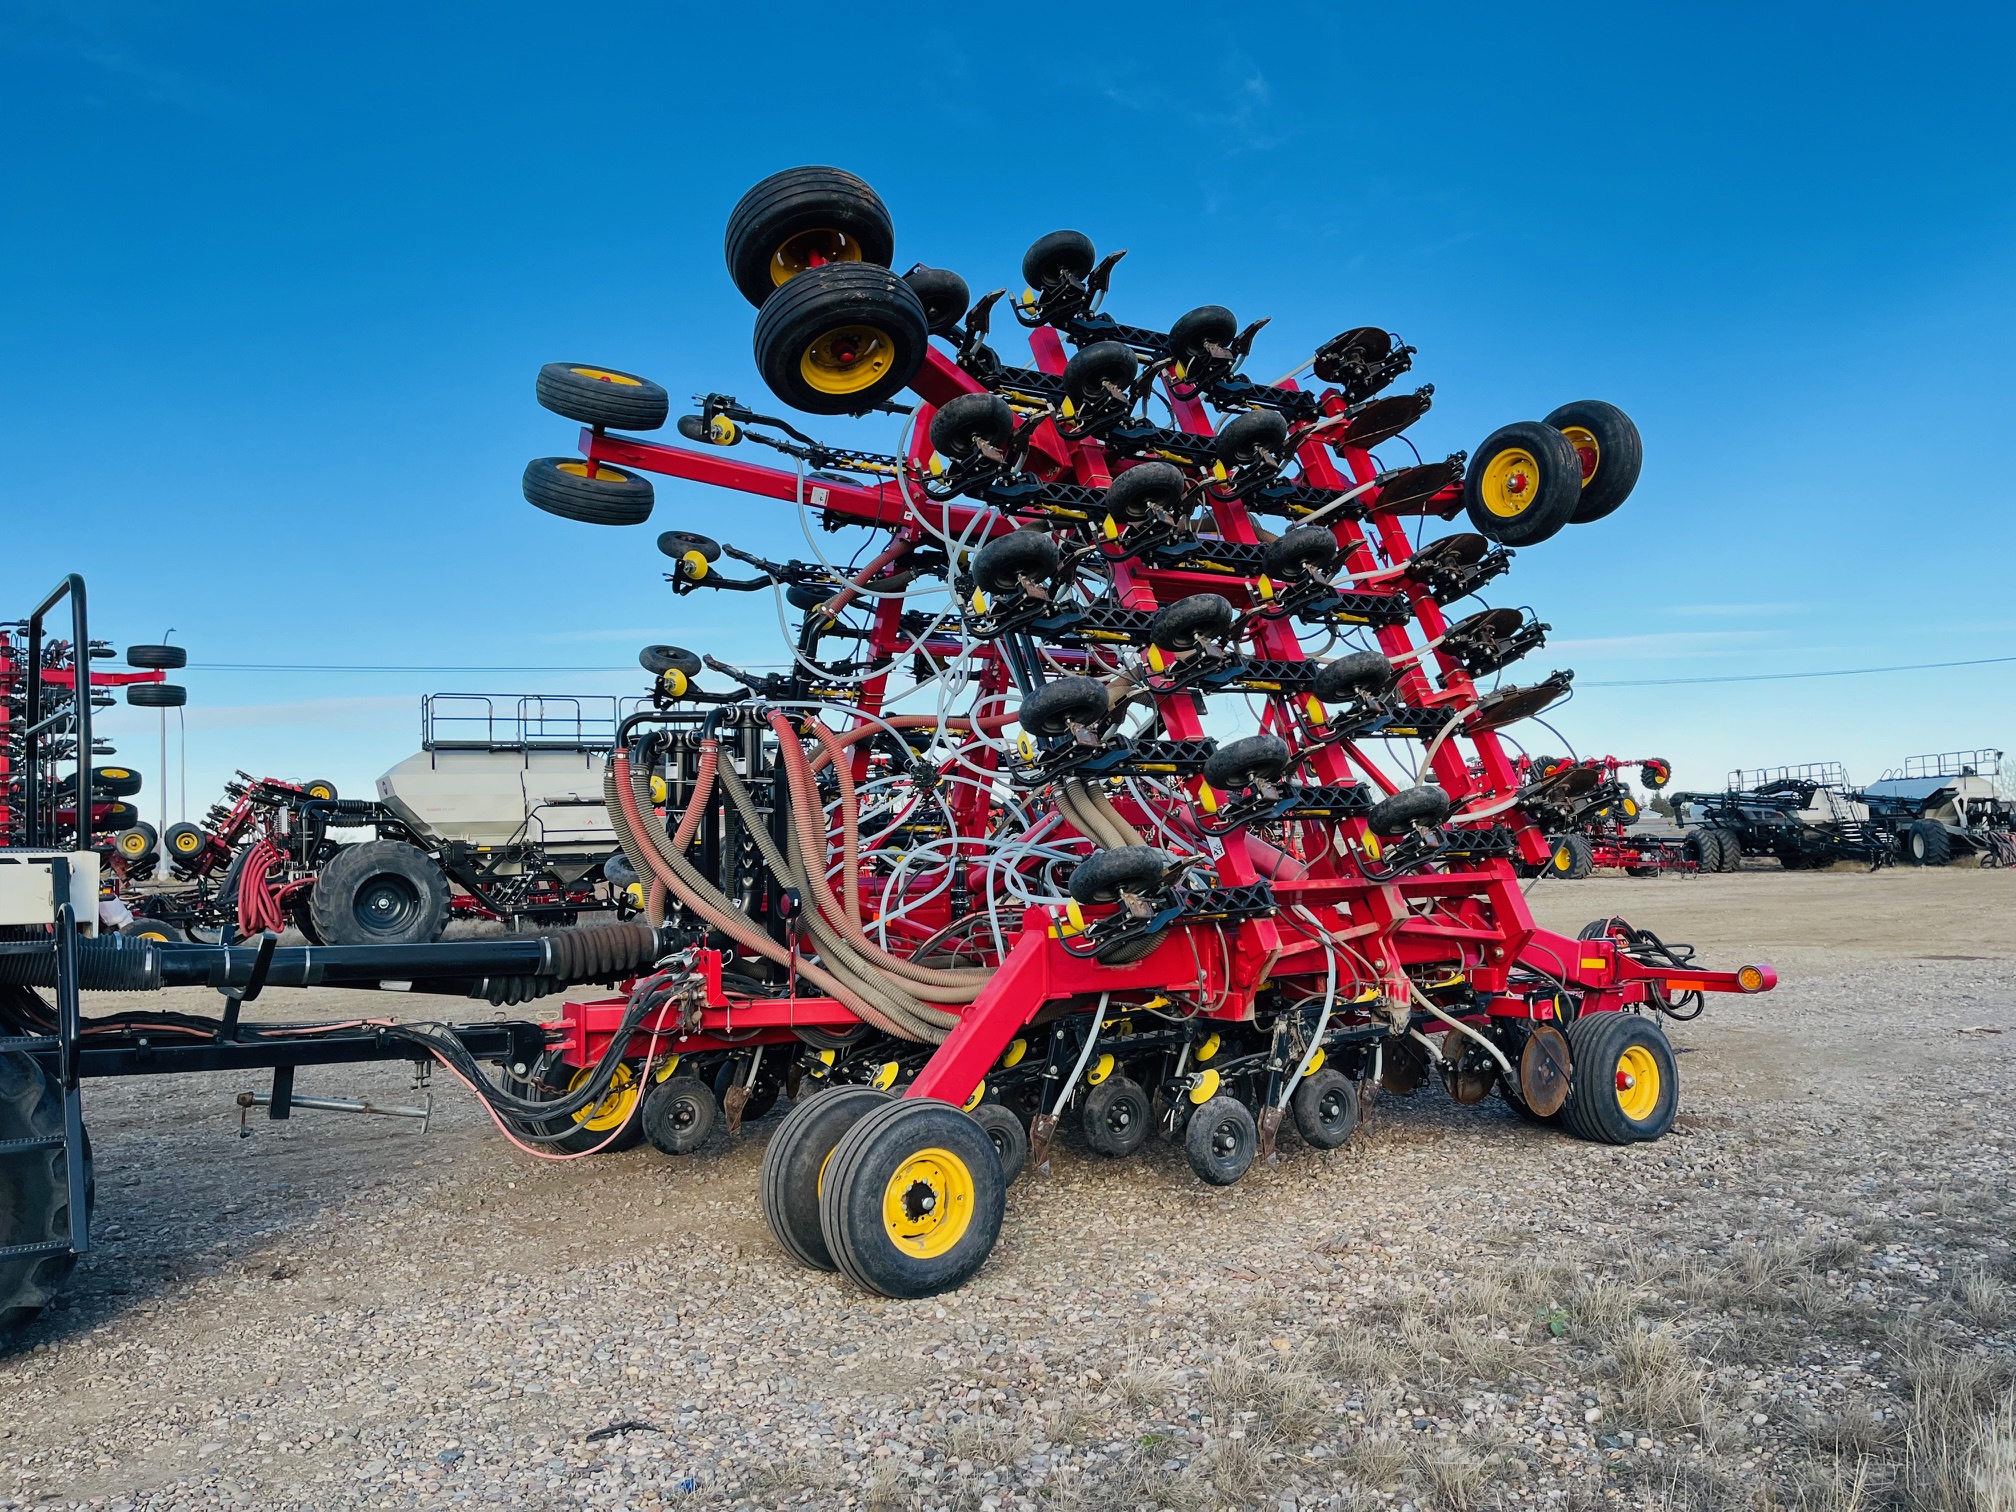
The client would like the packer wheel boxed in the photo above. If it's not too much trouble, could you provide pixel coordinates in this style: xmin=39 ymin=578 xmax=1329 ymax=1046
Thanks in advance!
xmin=1081 ymin=1075 xmax=1151 ymax=1158
xmin=641 ymin=1072 xmax=716 ymax=1156
xmin=819 ymin=1098 xmax=1006 ymax=1299
xmin=760 ymin=1085 xmax=890 ymax=1271
xmin=1183 ymin=1095 xmax=1258 ymax=1185
xmin=535 ymin=1063 xmax=648 ymax=1154
xmin=972 ymin=1103 xmax=1029 ymax=1186
xmin=91 ymin=765 xmax=142 ymax=798
xmin=302 ymin=779 xmax=338 ymax=802
xmin=1560 ymin=1012 xmax=1678 ymax=1144
xmin=1290 ymin=1068 xmax=1360 ymax=1149
xmin=0 ymin=1050 xmax=91 ymax=1338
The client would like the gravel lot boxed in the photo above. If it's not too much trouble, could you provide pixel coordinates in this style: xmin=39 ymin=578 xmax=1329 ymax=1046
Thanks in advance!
xmin=3 ymin=864 xmax=2013 ymax=1511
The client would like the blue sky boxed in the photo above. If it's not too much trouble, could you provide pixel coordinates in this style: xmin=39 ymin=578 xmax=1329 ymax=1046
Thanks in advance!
xmin=6 ymin=1 xmax=2013 ymax=821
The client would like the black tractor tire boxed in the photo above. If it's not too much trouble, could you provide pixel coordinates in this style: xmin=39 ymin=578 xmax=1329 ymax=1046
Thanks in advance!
xmin=1552 ymin=834 xmax=1597 ymax=879
xmin=1103 ymin=461 xmax=1187 ymax=522
xmin=1202 ymin=734 xmax=1292 ymax=793
xmin=1146 ymin=593 xmax=1235 ymax=652
xmin=0 ymin=1051 xmax=91 ymax=1338
xmin=1167 ymin=305 xmax=1238 ymax=370
xmin=1561 ymin=1012 xmax=1678 ymax=1144
xmin=1716 ymin=831 xmax=1743 ymax=872
xmin=1062 ymin=341 xmax=1137 ymax=407
xmin=1904 ymin=820 xmax=1953 ymax=867
xmin=1291 ymin=1068 xmax=1360 ymax=1150
xmin=91 ymin=765 xmax=143 ymax=798
xmin=1260 ymin=526 xmax=1338 ymax=582
xmin=1022 ymin=230 xmax=1095 ymax=291
xmin=1313 ymin=651 xmax=1395 ymax=705
xmin=972 ymin=1102 xmax=1029 ymax=1187
xmin=125 ymin=644 xmax=186 ymax=670
xmin=1215 ymin=408 xmax=1290 ymax=469
xmin=1068 ymin=846 xmax=1169 ymax=906
xmin=1463 ymin=421 xmax=1584 ymax=546
xmin=1544 ymin=400 xmax=1643 ymax=524
xmin=127 ymin=682 xmax=186 ymax=708
xmin=725 ymin=166 xmax=895 ymax=308
xmin=522 ymin=457 xmax=654 ymax=526
xmin=641 ymin=1074 xmax=717 ymax=1156
xmin=1368 ymin=785 xmax=1451 ymax=837
xmin=752 ymin=262 xmax=929 ymax=416
xmin=307 ymin=840 xmax=451 ymax=946
xmin=971 ymin=529 xmax=1060 ymax=596
xmin=1183 ymin=1095 xmax=1258 ymax=1186
xmin=534 ymin=363 xmax=670 ymax=431
xmin=904 ymin=265 xmax=970 ymax=335
xmin=930 ymin=392 xmax=1015 ymax=461
xmin=1081 ymin=1075 xmax=1151 ymax=1158
xmin=1683 ymin=830 xmax=1717 ymax=869
xmin=1018 ymin=677 xmax=1108 ymax=739
xmin=761 ymin=1085 xmax=890 ymax=1271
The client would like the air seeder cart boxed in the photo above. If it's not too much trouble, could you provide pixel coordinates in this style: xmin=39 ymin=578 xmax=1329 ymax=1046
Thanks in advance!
xmin=1672 ymin=763 xmax=1889 ymax=871
xmin=1861 ymin=750 xmax=2015 ymax=866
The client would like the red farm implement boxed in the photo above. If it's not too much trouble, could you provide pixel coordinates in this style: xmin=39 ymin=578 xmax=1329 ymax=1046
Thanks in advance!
xmin=1513 ymin=754 xmax=1697 ymax=878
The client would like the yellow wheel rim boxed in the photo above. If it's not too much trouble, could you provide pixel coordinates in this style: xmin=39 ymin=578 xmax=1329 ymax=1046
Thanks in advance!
xmin=1621 ymin=797 xmax=1638 ymax=819
xmin=880 ymin=1147 xmax=976 ymax=1259
xmin=172 ymin=832 xmax=201 ymax=854
xmin=1554 ymin=846 xmax=1574 ymax=871
xmin=1560 ymin=425 xmax=1600 ymax=486
xmin=566 ymin=1063 xmax=640 ymax=1132
xmin=307 ymin=783 xmax=334 ymax=800
xmin=556 ymin=461 xmax=631 ymax=484
xmin=567 ymin=366 xmax=642 ymax=387
xmin=800 ymin=325 xmax=895 ymax=396
xmin=1479 ymin=447 xmax=1543 ymax=518
xmin=118 ymin=832 xmax=149 ymax=857
xmin=101 ymin=768 xmax=131 ymax=780
xmin=1614 ymin=1044 xmax=1660 ymax=1122
xmin=134 ymin=928 xmax=170 ymax=942
xmin=769 ymin=228 xmax=863 ymax=288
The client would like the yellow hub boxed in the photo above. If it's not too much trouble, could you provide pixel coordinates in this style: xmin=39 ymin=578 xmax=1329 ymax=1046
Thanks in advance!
xmin=566 ymin=1063 xmax=640 ymax=1132
xmin=800 ymin=325 xmax=895 ymax=396
xmin=556 ymin=462 xmax=631 ymax=484
xmin=1554 ymin=845 xmax=1575 ymax=871
xmin=171 ymin=831 xmax=202 ymax=855
xmin=1613 ymin=1044 xmax=1661 ymax=1121
xmin=117 ymin=831 xmax=150 ymax=857
xmin=1479 ymin=447 xmax=1543 ymax=518
xmin=1559 ymin=425 xmax=1601 ymax=486
xmin=881 ymin=1147 xmax=976 ymax=1259
xmin=567 ymin=366 xmax=642 ymax=387
xmin=770 ymin=228 xmax=864 ymax=287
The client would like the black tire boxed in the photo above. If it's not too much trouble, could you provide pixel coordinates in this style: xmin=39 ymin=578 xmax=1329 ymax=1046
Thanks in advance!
xmin=163 ymin=822 xmax=209 ymax=863
xmin=761 ymin=1085 xmax=890 ymax=1271
xmin=1683 ymin=830 xmax=1716 ymax=869
xmin=1544 ymin=400 xmax=1643 ymax=524
xmin=1104 ymin=461 xmax=1186 ymax=522
xmin=522 ymin=457 xmax=654 ymax=526
xmin=711 ymin=1056 xmax=782 ymax=1123
xmin=1313 ymin=651 xmax=1395 ymax=704
xmin=1639 ymin=759 xmax=1672 ymax=791
xmin=1291 ymin=1068 xmax=1360 ymax=1150
xmin=307 ymin=840 xmax=451 ymax=946
xmin=972 ymin=1102 xmax=1029 ymax=1187
xmin=972 ymin=530 xmax=1060 ymax=595
xmin=1167 ymin=305 xmax=1237 ymax=369
xmin=1202 ymin=734 xmax=1292 ymax=792
xmin=1561 ymin=1012 xmax=1677 ymax=1144
xmin=819 ymin=1098 xmax=1006 ymax=1299
xmin=725 ymin=166 xmax=895 ymax=309
xmin=125 ymin=644 xmax=186 ymax=670
xmin=930 ymin=393 xmax=1015 ymax=461
xmin=1146 ymin=593 xmax=1235 ymax=652
xmin=0 ymin=1052 xmax=90 ymax=1338
xmin=526 ymin=1063 xmax=648 ymax=1154
xmin=1062 ymin=341 xmax=1137 ymax=406
xmin=1904 ymin=820 xmax=1952 ymax=867
xmin=1552 ymin=834 xmax=1596 ymax=880
xmin=641 ymin=1074 xmax=717 ymax=1156
xmin=1463 ymin=422 xmax=1583 ymax=546
xmin=752 ymin=262 xmax=929 ymax=416
xmin=656 ymin=530 xmax=722 ymax=563
xmin=114 ymin=822 xmax=158 ymax=861
xmin=904 ymin=265 xmax=970 ymax=335
xmin=91 ymin=765 xmax=142 ymax=798
xmin=121 ymin=917 xmax=185 ymax=943
xmin=535 ymin=363 xmax=670 ymax=431
xmin=1260 ymin=526 xmax=1338 ymax=582
xmin=1022 ymin=230 xmax=1095 ymax=291
xmin=1368 ymin=785 xmax=1451 ymax=837
xmin=1068 ymin=845 xmax=1168 ymax=906
xmin=127 ymin=682 xmax=186 ymax=708
xmin=1019 ymin=677 xmax=1108 ymax=739
xmin=1183 ymin=1095 xmax=1258 ymax=1186
xmin=1716 ymin=831 xmax=1742 ymax=872
xmin=302 ymin=778 xmax=338 ymax=802
xmin=1081 ymin=1075 xmax=1151 ymax=1158
xmin=91 ymin=800 xmax=139 ymax=835
xmin=1216 ymin=408 xmax=1290 ymax=469
xmin=640 ymin=644 xmax=704 ymax=677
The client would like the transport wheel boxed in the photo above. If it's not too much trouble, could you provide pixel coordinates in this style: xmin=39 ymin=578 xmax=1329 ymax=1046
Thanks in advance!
xmin=1146 ymin=593 xmax=1235 ymax=652
xmin=93 ymin=801 xmax=140 ymax=834
xmin=1022 ymin=230 xmax=1095 ymax=292
xmin=125 ymin=643 xmax=186 ymax=670
xmin=1203 ymin=734 xmax=1292 ymax=793
xmin=307 ymin=840 xmax=451 ymax=946
xmin=930 ymin=393 xmax=1015 ymax=461
xmin=762 ymin=1085 xmax=890 ymax=1270
xmin=725 ymin=166 xmax=896 ymax=308
xmin=120 ymin=917 xmax=184 ymax=943
xmin=904 ymin=265 xmax=970 ymax=334
xmin=1463 ymin=422 xmax=1583 ymax=546
xmin=1068 ymin=846 xmax=1168 ymax=906
xmin=163 ymin=822 xmax=209 ymax=862
xmin=711 ymin=1056 xmax=783 ymax=1122
xmin=1313 ymin=651 xmax=1395 ymax=705
xmin=1715 ymin=831 xmax=1743 ymax=872
xmin=641 ymin=1073 xmax=717 ymax=1156
xmin=752 ymin=262 xmax=929 ymax=416
xmin=1183 ymin=1095 xmax=1258 ymax=1185
xmin=1260 ymin=526 xmax=1338 ymax=582
xmin=535 ymin=363 xmax=671 ymax=431
xmin=115 ymin=822 xmax=157 ymax=861
xmin=127 ymin=683 xmax=186 ymax=708
xmin=1103 ymin=461 xmax=1187 ymax=522
xmin=1544 ymin=400 xmax=1643 ymax=524
xmin=1018 ymin=677 xmax=1107 ymax=739
xmin=971 ymin=529 xmax=1060 ymax=595
xmin=1167 ymin=305 xmax=1237 ymax=371
xmin=819 ymin=1098 xmax=1007 ymax=1299
xmin=1561 ymin=1012 xmax=1678 ymax=1144
xmin=0 ymin=1050 xmax=91 ymax=1338
xmin=972 ymin=1103 xmax=1029 ymax=1187
xmin=1215 ymin=408 xmax=1290 ymax=469
xmin=91 ymin=765 xmax=142 ymax=798
xmin=522 ymin=457 xmax=654 ymax=526
xmin=1367 ymin=784 xmax=1451 ymax=836
xmin=541 ymin=1063 xmax=648 ymax=1154
xmin=1081 ymin=1075 xmax=1151 ymax=1158
xmin=1903 ymin=820 xmax=1952 ymax=866
xmin=1062 ymin=341 xmax=1137 ymax=407
xmin=1552 ymin=834 xmax=1596 ymax=879
xmin=1290 ymin=1068 xmax=1360 ymax=1150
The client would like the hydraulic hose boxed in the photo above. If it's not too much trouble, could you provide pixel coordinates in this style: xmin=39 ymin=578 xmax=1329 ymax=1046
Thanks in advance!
xmin=805 ymin=719 xmax=862 ymax=923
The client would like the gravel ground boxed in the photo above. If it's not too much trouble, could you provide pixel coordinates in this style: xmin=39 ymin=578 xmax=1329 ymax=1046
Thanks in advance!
xmin=3 ymin=864 xmax=2013 ymax=1511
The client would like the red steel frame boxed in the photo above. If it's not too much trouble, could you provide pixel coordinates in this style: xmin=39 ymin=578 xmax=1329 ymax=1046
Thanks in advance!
xmin=0 ymin=628 xmax=165 ymax=849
